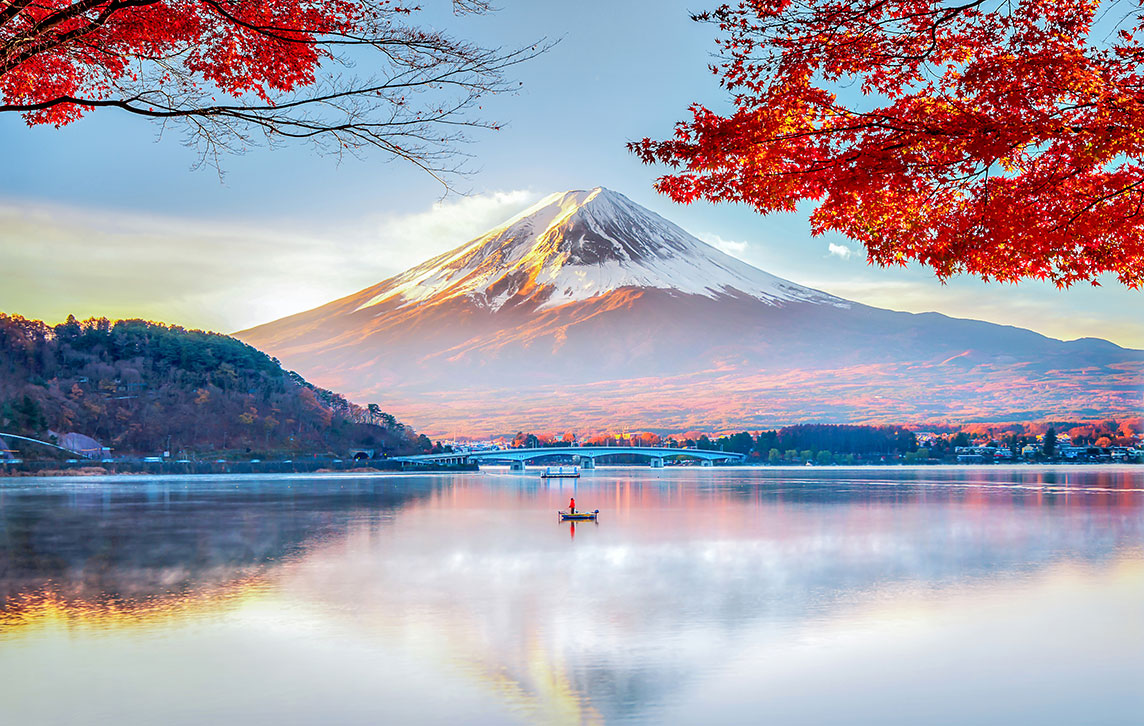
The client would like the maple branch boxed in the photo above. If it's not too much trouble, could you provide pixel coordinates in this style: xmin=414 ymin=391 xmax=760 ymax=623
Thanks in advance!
xmin=0 ymin=1 xmax=161 ymax=76
xmin=1050 ymin=178 xmax=1144 ymax=235
xmin=0 ymin=1 xmax=550 ymax=182
xmin=0 ymin=0 xmax=34 ymax=31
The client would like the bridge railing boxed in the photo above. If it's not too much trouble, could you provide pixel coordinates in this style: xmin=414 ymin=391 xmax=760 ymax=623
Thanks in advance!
xmin=391 ymin=447 xmax=746 ymax=467
xmin=0 ymin=432 xmax=96 ymax=459
xmin=468 ymin=446 xmax=744 ymax=459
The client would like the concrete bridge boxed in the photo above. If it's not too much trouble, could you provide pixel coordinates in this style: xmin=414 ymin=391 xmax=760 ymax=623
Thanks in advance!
xmin=391 ymin=446 xmax=746 ymax=470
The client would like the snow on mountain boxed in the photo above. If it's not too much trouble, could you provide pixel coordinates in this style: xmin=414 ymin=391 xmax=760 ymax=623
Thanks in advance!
xmin=354 ymin=187 xmax=846 ymax=312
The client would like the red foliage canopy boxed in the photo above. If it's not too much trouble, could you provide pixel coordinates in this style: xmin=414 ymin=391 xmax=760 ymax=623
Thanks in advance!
xmin=0 ymin=1 xmax=542 ymax=176
xmin=630 ymin=0 xmax=1144 ymax=287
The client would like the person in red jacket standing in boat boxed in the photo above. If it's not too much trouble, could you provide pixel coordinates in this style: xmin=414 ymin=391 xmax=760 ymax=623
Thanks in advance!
xmin=568 ymin=496 xmax=576 ymax=514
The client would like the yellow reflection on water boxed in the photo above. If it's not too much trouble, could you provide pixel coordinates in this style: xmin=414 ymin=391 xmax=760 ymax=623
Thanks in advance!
xmin=443 ymin=634 xmax=604 ymax=726
xmin=0 ymin=577 xmax=269 ymax=635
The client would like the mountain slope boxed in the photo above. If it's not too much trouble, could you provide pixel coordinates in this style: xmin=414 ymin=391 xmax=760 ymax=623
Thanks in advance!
xmin=238 ymin=187 xmax=1144 ymax=436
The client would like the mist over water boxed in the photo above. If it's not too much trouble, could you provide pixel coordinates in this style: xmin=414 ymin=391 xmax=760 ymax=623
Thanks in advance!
xmin=1 ymin=467 xmax=1141 ymax=725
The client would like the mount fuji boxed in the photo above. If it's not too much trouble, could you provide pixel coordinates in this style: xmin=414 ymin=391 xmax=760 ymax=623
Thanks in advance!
xmin=238 ymin=187 xmax=1143 ymax=436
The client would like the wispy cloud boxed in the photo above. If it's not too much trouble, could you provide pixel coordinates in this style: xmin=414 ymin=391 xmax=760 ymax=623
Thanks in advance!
xmin=828 ymin=243 xmax=854 ymax=259
xmin=698 ymin=233 xmax=749 ymax=258
xmin=367 ymin=190 xmax=539 ymax=272
xmin=0 ymin=190 xmax=540 ymax=333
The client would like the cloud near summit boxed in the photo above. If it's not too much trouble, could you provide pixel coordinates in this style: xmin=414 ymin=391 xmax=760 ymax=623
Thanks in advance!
xmin=698 ymin=233 xmax=750 ymax=258
xmin=371 ymin=189 xmax=540 ymax=270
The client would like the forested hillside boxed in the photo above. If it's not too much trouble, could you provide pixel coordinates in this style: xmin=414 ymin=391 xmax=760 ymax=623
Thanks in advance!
xmin=0 ymin=315 xmax=426 ymax=457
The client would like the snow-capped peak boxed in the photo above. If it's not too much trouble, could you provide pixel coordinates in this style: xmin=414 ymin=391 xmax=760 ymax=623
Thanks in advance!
xmin=356 ymin=187 xmax=846 ymax=312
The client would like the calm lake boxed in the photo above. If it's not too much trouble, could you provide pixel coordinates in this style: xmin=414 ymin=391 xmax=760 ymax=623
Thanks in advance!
xmin=1 ymin=466 xmax=1141 ymax=725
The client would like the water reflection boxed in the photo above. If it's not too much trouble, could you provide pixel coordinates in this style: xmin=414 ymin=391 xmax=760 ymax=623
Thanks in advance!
xmin=1 ymin=468 xmax=1142 ymax=725
xmin=0 ymin=476 xmax=439 ymax=607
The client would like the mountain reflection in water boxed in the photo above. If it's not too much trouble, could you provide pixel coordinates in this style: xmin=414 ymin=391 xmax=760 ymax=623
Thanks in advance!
xmin=1 ymin=467 xmax=1141 ymax=725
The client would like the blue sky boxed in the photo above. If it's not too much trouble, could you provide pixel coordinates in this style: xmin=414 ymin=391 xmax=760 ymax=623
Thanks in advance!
xmin=0 ymin=0 xmax=1140 ymax=347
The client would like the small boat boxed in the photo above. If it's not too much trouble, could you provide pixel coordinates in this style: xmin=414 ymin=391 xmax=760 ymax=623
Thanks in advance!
xmin=559 ymin=509 xmax=599 ymax=521
xmin=541 ymin=466 xmax=580 ymax=479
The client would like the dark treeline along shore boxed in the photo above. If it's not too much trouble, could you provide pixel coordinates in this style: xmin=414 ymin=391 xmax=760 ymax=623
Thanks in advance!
xmin=0 ymin=314 xmax=436 ymax=465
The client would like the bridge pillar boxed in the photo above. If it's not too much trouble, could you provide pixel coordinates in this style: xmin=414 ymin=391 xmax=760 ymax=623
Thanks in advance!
xmin=510 ymin=460 xmax=525 ymax=471
xmin=649 ymin=457 xmax=664 ymax=468
xmin=701 ymin=459 xmax=713 ymax=467
xmin=580 ymin=457 xmax=595 ymax=470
